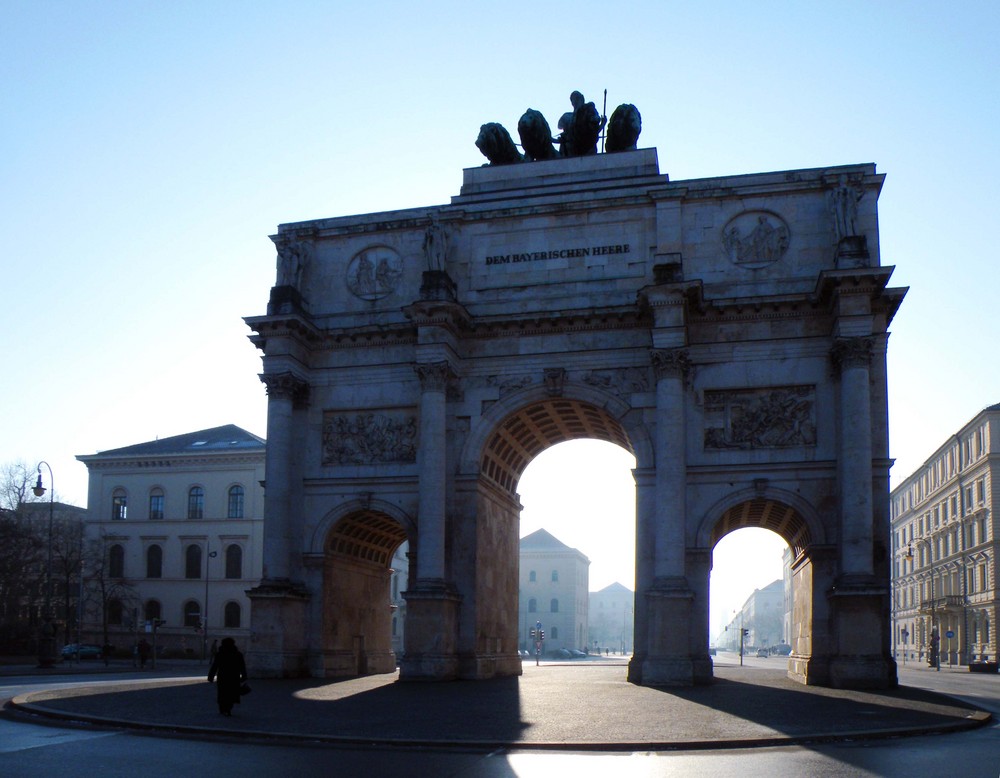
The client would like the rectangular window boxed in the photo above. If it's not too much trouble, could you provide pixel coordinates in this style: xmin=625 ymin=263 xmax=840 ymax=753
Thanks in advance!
xmin=976 ymin=479 xmax=985 ymax=504
xmin=149 ymin=494 xmax=164 ymax=521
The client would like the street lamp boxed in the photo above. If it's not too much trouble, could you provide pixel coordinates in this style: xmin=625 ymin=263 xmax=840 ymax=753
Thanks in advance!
xmin=202 ymin=543 xmax=218 ymax=661
xmin=32 ymin=461 xmax=57 ymax=668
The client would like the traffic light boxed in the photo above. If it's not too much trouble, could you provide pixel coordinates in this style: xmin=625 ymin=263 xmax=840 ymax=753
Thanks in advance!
xmin=743 ymin=629 xmax=749 ymax=636
xmin=530 ymin=628 xmax=536 ymax=639
xmin=539 ymin=630 xmax=545 ymax=640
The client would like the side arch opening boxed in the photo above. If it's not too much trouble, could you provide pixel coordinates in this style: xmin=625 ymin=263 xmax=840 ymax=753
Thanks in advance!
xmin=322 ymin=510 xmax=409 ymax=677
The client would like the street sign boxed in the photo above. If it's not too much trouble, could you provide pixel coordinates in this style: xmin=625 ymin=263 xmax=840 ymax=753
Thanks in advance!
xmin=946 ymin=630 xmax=955 ymax=639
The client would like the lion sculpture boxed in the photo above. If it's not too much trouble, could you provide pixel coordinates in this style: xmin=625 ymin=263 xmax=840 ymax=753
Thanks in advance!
xmin=605 ymin=103 xmax=642 ymax=153
xmin=475 ymin=122 xmax=523 ymax=166
xmin=517 ymin=109 xmax=559 ymax=161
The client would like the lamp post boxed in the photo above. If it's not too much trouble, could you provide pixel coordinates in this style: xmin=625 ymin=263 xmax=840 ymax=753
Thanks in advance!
xmin=202 ymin=543 xmax=218 ymax=661
xmin=32 ymin=461 xmax=58 ymax=668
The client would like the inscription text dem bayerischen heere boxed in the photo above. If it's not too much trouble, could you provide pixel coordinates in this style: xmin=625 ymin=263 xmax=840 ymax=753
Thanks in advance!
xmin=485 ymin=243 xmax=631 ymax=266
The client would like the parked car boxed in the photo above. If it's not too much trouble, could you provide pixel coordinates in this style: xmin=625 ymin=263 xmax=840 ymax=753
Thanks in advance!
xmin=708 ymin=646 xmax=717 ymax=656
xmin=60 ymin=643 xmax=103 ymax=660
xmin=772 ymin=643 xmax=792 ymax=656
xmin=756 ymin=648 xmax=769 ymax=658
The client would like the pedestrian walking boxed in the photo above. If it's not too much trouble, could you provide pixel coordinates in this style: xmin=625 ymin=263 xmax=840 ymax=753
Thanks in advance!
xmin=138 ymin=638 xmax=151 ymax=669
xmin=207 ymin=637 xmax=247 ymax=716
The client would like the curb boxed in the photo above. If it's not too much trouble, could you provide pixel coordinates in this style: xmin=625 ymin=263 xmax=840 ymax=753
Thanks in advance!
xmin=6 ymin=689 xmax=992 ymax=753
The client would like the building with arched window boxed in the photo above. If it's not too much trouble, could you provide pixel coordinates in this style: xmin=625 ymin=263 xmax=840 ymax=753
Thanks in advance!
xmin=518 ymin=529 xmax=590 ymax=655
xmin=77 ymin=425 xmax=265 ymax=656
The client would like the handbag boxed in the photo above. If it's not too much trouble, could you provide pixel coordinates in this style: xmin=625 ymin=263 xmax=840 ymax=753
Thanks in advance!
xmin=239 ymin=682 xmax=252 ymax=695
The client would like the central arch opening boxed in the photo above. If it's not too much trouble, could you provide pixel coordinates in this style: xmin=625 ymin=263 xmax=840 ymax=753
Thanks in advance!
xmin=479 ymin=397 xmax=637 ymax=666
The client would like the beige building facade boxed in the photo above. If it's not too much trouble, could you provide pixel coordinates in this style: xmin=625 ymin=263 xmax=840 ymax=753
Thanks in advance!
xmin=517 ymin=529 xmax=589 ymax=654
xmin=76 ymin=426 xmax=265 ymax=656
xmin=890 ymin=404 xmax=998 ymax=666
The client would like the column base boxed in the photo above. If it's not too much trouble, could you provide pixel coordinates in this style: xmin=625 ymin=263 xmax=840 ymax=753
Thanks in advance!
xmin=246 ymin=579 xmax=312 ymax=678
xmin=399 ymin=580 xmax=462 ymax=681
xmin=825 ymin=576 xmax=898 ymax=690
xmin=631 ymin=578 xmax=708 ymax=686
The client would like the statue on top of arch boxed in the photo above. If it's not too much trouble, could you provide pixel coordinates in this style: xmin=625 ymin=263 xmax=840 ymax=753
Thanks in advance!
xmin=475 ymin=90 xmax=641 ymax=166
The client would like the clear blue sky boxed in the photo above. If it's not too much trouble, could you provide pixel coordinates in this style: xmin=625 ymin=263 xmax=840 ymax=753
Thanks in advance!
xmin=4 ymin=2 xmax=998 ymax=626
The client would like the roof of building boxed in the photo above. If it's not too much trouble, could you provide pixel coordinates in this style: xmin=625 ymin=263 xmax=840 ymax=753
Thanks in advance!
xmin=519 ymin=528 xmax=590 ymax=562
xmin=520 ymin=528 xmax=572 ymax=551
xmin=83 ymin=425 xmax=265 ymax=458
xmin=591 ymin=581 xmax=634 ymax=596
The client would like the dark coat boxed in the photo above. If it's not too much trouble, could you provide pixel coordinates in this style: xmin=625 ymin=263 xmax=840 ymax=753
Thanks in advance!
xmin=207 ymin=644 xmax=247 ymax=711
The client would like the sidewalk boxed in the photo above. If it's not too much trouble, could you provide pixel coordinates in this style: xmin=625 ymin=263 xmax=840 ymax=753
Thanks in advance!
xmin=5 ymin=658 xmax=992 ymax=750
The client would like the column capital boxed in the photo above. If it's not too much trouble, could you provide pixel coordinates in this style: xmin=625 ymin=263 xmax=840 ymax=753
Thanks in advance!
xmin=415 ymin=361 xmax=453 ymax=392
xmin=650 ymin=348 xmax=690 ymax=380
xmin=830 ymin=337 xmax=874 ymax=370
xmin=259 ymin=371 xmax=310 ymax=405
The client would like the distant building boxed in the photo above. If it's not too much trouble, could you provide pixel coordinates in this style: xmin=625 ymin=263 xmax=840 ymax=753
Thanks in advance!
xmin=588 ymin=582 xmax=634 ymax=654
xmin=890 ymin=404 xmax=998 ymax=666
xmin=723 ymin=580 xmax=785 ymax=651
xmin=76 ymin=425 xmax=265 ymax=657
xmin=518 ymin=529 xmax=589 ymax=654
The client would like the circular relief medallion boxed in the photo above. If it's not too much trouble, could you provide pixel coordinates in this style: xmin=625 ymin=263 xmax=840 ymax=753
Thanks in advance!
xmin=346 ymin=246 xmax=403 ymax=301
xmin=721 ymin=211 xmax=790 ymax=270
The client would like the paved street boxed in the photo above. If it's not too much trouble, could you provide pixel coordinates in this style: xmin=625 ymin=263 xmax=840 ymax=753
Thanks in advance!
xmin=1 ymin=654 xmax=997 ymax=776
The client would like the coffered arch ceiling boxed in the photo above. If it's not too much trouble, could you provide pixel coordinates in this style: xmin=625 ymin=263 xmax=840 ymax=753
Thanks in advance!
xmin=326 ymin=511 xmax=408 ymax=568
xmin=711 ymin=498 xmax=812 ymax=559
xmin=481 ymin=398 xmax=634 ymax=495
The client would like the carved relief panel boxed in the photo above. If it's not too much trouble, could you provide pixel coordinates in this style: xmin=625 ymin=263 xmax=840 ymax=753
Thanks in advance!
xmin=322 ymin=409 xmax=417 ymax=465
xmin=704 ymin=386 xmax=816 ymax=449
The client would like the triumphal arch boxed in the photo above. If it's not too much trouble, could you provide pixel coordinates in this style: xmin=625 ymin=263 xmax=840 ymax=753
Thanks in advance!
xmin=245 ymin=119 xmax=905 ymax=689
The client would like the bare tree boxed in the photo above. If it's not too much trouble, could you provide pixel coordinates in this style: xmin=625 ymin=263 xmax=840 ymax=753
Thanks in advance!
xmin=82 ymin=529 xmax=139 ymax=652
xmin=0 ymin=461 xmax=46 ymax=653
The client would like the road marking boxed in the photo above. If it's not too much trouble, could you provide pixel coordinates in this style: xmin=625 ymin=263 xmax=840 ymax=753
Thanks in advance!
xmin=0 ymin=719 xmax=119 ymax=754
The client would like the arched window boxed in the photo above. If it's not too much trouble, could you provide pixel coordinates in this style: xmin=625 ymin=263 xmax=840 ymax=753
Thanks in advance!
xmin=224 ymin=601 xmax=241 ymax=628
xmin=107 ymin=597 xmax=123 ymax=625
xmin=109 ymin=544 xmax=125 ymax=579
xmin=187 ymin=486 xmax=204 ymax=519
xmin=528 ymin=598 xmax=537 ymax=613
xmin=146 ymin=544 xmax=162 ymax=578
xmin=183 ymin=600 xmax=201 ymax=628
xmin=227 ymin=485 xmax=245 ymax=519
xmin=550 ymin=598 xmax=559 ymax=613
xmin=185 ymin=544 xmax=202 ymax=579
xmin=225 ymin=544 xmax=242 ymax=579
xmin=144 ymin=600 xmax=161 ymax=622
xmin=148 ymin=488 xmax=164 ymax=520
xmin=529 ymin=570 xmax=536 ymax=582
xmin=551 ymin=570 xmax=559 ymax=582
xmin=111 ymin=488 xmax=127 ymax=520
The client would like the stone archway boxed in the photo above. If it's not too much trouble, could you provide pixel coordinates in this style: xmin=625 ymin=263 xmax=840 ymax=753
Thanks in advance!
xmin=695 ymin=492 xmax=837 ymax=685
xmin=247 ymin=148 xmax=903 ymax=690
xmin=405 ymin=389 xmax=645 ymax=681
xmin=320 ymin=510 xmax=408 ymax=677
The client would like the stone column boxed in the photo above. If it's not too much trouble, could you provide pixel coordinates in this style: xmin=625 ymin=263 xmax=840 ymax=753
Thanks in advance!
xmin=246 ymin=371 xmax=312 ymax=679
xmin=832 ymin=338 xmax=875 ymax=578
xmin=259 ymin=371 xmax=309 ymax=582
xmin=651 ymin=348 xmax=689 ymax=581
xmin=414 ymin=361 xmax=451 ymax=583
xmin=638 ymin=348 xmax=696 ymax=686
xmin=401 ymin=360 xmax=461 ymax=680
xmin=827 ymin=337 xmax=896 ymax=689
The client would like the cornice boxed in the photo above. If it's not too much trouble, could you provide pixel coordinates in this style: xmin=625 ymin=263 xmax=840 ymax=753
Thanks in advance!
xmin=81 ymin=452 xmax=265 ymax=470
